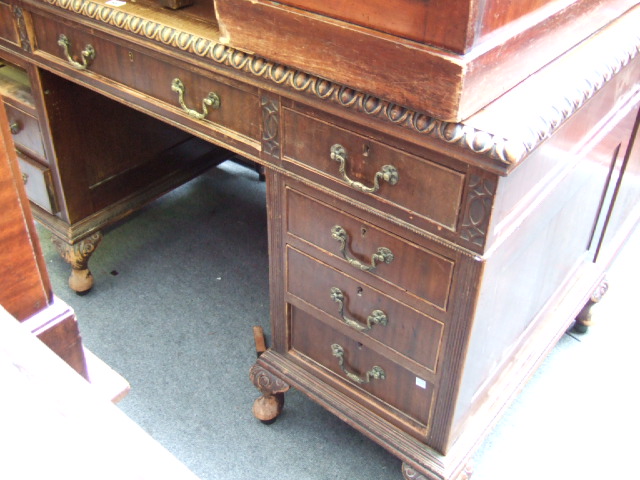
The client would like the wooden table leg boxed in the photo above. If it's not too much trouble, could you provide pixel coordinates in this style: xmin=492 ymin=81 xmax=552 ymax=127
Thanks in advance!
xmin=574 ymin=278 xmax=609 ymax=333
xmin=52 ymin=232 xmax=103 ymax=294
xmin=250 ymin=362 xmax=290 ymax=424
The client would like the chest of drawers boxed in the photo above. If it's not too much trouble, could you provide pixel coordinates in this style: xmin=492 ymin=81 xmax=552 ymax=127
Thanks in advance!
xmin=0 ymin=60 xmax=57 ymax=213
xmin=249 ymin=9 xmax=640 ymax=475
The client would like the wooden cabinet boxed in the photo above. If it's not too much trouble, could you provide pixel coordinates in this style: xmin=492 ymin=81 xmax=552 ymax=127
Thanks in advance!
xmin=1 ymin=1 xmax=639 ymax=479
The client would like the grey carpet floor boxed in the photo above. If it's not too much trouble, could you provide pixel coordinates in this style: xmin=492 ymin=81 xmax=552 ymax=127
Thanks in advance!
xmin=37 ymin=161 xmax=639 ymax=480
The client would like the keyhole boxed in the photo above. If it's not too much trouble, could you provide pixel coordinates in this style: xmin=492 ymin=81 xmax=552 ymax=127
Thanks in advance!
xmin=361 ymin=226 xmax=367 ymax=237
xmin=356 ymin=286 xmax=363 ymax=297
xmin=128 ymin=51 xmax=134 ymax=62
xmin=362 ymin=144 xmax=370 ymax=157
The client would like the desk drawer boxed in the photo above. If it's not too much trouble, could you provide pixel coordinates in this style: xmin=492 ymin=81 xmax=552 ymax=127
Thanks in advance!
xmin=290 ymin=305 xmax=435 ymax=434
xmin=5 ymin=104 xmax=46 ymax=161
xmin=29 ymin=13 xmax=261 ymax=144
xmin=283 ymin=107 xmax=466 ymax=231
xmin=287 ymin=247 xmax=444 ymax=372
xmin=17 ymin=153 xmax=59 ymax=214
xmin=286 ymin=186 xmax=455 ymax=311
xmin=0 ymin=2 xmax=19 ymax=46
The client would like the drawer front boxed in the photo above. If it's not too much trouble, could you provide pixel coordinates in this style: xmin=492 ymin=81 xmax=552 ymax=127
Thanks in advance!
xmin=4 ymin=104 xmax=46 ymax=161
xmin=290 ymin=305 xmax=435 ymax=431
xmin=29 ymin=13 xmax=261 ymax=144
xmin=17 ymin=153 xmax=59 ymax=214
xmin=0 ymin=2 xmax=19 ymax=46
xmin=286 ymin=186 xmax=455 ymax=311
xmin=287 ymin=246 xmax=444 ymax=372
xmin=283 ymin=108 xmax=466 ymax=231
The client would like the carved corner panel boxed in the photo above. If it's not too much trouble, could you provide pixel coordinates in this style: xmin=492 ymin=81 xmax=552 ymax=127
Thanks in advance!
xmin=459 ymin=173 xmax=496 ymax=249
xmin=261 ymin=95 xmax=280 ymax=159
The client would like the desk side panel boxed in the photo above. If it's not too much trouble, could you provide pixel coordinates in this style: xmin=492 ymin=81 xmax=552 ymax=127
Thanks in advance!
xmin=451 ymin=80 xmax=640 ymax=445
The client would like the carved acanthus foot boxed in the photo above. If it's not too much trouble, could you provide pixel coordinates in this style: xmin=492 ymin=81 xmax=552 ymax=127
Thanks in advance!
xmin=52 ymin=232 xmax=103 ymax=294
xmin=574 ymin=278 xmax=609 ymax=333
xmin=402 ymin=460 xmax=473 ymax=480
xmin=250 ymin=362 xmax=290 ymax=424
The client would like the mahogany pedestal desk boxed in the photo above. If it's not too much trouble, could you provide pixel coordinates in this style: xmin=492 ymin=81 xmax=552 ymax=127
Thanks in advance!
xmin=1 ymin=1 xmax=639 ymax=479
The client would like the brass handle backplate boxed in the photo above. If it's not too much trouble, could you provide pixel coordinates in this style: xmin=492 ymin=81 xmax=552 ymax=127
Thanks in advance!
xmin=330 ymin=287 xmax=387 ymax=332
xmin=331 ymin=344 xmax=385 ymax=384
xmin=171 ymin=78 xmax=220 ymax=120
xmin=57 ymin=34 xmax=95 ymax=70
xmin=331 ymin=225 xmax=393 ymax=272
xmin=330 ymin=144 xmax=398 ymax=194
xmin=9 ymin=121 xmax=20 ymax=135
xmin=22 ymin=172 xmax=29 ymax=185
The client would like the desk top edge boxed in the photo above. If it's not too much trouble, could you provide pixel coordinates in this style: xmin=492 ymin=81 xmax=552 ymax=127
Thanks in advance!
xmin=18 ymin=0 xmax=640 ymax=170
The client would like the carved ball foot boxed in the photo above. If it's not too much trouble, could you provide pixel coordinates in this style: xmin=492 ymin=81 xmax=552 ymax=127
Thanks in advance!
xmin=253 ymin=393 xmax=285 ymax=424
xmin=51 ymin=232 xmax=103 ymax=294
xmin=250 ymin=362 xmax=290 ymax=424
xmin=68 ymin=268 xmax=95 ymax=295
xmin=573 ymin=278 xmax=609 ymax=334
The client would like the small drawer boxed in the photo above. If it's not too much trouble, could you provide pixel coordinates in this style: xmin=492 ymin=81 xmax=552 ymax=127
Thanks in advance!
xmin=29 ymin=13 xmax=261 ymax=145
xmin=0 ymin=2 xmax=19 ymax=46
xmin=286 ymin=186 xmax=455 ymax=311
xmin=4 ymin=104 xmax=46 ymax=161
xmin=287 ymin=247 xmax=444 ymax=372
xmin=283 ymin=107 xmax=466 ymax=231
xmin=290 ymin=306 xmax=435 ymax=433
xmin=0 ymin=62 xmax=34 ymax=107
xmin=17 ymin=153 xmax=59 ymax=214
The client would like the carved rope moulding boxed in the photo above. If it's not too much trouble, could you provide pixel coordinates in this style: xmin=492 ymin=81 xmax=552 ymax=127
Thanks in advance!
xmin=45 ymin=0 xmax=640 ymax=166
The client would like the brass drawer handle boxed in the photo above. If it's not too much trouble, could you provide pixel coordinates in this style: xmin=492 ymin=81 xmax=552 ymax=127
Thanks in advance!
xmin=331 ymin=225 xmax=394 ymax=272
xmin=9 ymin=121 xmax=21 ymax=135
xmin=171 ymin=78 xmax=220 ymax=120
xmin=22 ymin=172 xmax=29 ymax=185
xmin=330 ymin=287 xmax=388 ymax=332
xmin=57 ymin=34 xmax=95 ymax=70
xmin=330 ymin=144 xmax=398 ymax=194
xmin=331 ymin=344 xmax=385 ymax=384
